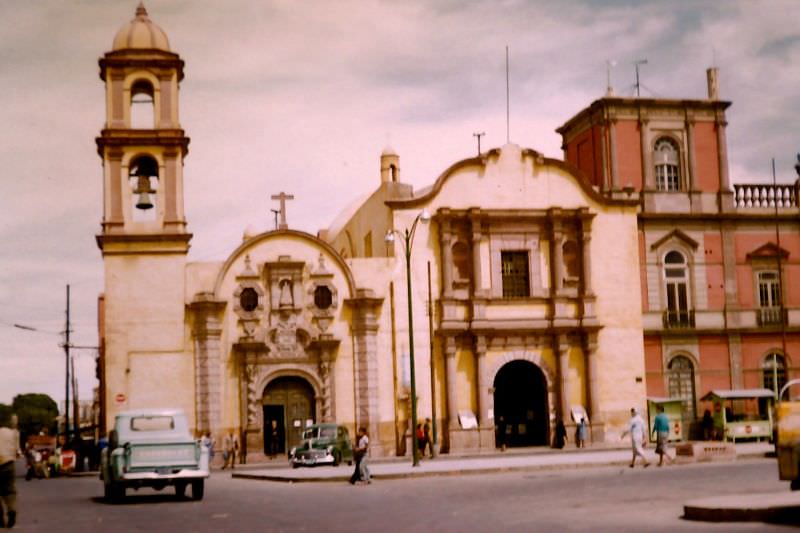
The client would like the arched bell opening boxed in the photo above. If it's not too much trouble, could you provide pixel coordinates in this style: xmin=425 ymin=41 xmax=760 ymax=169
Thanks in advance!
xmin=129 ymin=155 xmax=159 ymax=221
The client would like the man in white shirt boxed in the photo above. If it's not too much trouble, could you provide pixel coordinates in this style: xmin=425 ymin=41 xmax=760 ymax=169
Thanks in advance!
xmin=0 ymin=414 xmax=20 ymax=528
xmin=621 ymin=408 xmax=650 ymax=468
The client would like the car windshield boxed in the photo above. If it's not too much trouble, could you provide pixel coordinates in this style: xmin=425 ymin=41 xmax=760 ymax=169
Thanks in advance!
xmin=130 ymin=416 xmax=175 ymax=431
xmin=303 ymin=426 xmax=336 ymax=439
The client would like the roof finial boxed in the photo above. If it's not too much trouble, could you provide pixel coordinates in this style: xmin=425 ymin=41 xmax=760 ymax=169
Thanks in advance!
xmin=136 ymin=2 xmax=148 ymax=18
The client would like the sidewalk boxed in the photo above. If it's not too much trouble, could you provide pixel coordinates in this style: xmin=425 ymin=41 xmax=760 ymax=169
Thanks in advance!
xmin=231 ymin=441 xmax=772 ymax=483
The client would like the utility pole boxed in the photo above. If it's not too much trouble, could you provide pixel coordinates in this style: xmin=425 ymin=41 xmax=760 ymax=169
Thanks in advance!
xmin=427 ymin=261 xmax=437 ymax=456
xmin=473 ymin=132 xmax=485 ymax=157
xmin=64 ymin=284 xmax=71 ymax=442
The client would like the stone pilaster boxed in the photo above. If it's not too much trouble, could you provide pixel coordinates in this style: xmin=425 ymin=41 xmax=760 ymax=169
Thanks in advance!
xmin=189 ymin=293 xmax=226 ymax=435
xmin=685 ymin=116 xmax=697 ymax=191
xmin=475 ymin=336 xmax=490 ymax=427
xmin=716 ymin=114 xmax=730 ymax=191
xmin=584 ymin=332 xmax=600 ymax=422
xmin=609 ymin=118 xmax=620 ymax=190
xmin=580 ymin=212 xmax=594 ymax=296
xmin=470 ymin=210 xmax=485 ymax=297
xmin=346 ymin=289 xmax=383 ymax=444
xmin=440 ymin=217 xmax=454 ymax=298
xmin=639 ymin=116 xmax=652 ymax=189
xmin=555 ymin=334 xmax=571 ymax=422
xmin=444 ymin=336 xmax=459 ymax=429
xmin=549 ymin=209 xmax=564 ymax=296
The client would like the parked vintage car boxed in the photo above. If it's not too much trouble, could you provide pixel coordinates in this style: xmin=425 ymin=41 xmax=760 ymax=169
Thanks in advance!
xmin=100 ymin=409 xmax=209 ymax=501
xmin=289 ymin=423 xmax=354 ymax=468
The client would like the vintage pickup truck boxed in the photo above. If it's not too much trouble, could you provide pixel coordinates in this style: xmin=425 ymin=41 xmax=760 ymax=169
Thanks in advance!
xmin=776 ymin=379 xmax=800 ymax=491
xmin=101 ymin=409 xmax=209 ymax=501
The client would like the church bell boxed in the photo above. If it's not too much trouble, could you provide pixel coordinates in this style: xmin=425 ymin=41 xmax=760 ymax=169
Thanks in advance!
xmin=134 ymin=175 xmax=155 ymax=210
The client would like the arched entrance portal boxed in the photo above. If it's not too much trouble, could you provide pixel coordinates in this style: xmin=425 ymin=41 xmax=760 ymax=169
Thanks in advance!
xmin=262 ymin=376 xmax=315 ymax=456
xmin=493 ymin=360 xmax=549 ymax=447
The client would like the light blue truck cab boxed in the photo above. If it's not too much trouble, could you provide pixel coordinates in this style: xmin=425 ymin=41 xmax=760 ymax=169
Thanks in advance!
xmin=101 ymin=409 xmax=209 ymax=501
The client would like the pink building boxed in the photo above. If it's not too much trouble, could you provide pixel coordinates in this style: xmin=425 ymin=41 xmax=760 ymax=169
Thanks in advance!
xmin=557 ymin=69 xmax=799 ymax=436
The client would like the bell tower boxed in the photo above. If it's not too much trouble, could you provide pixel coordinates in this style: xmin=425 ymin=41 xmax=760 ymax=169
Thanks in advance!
xmin=96 ymin=4 xmax=194 ymax=428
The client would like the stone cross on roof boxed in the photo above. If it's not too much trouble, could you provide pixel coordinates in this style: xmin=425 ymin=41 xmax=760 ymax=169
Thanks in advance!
xmin=270 ymin=192 xmax=294 ymax=230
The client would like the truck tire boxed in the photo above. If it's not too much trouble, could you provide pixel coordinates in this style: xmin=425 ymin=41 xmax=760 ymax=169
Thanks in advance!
xmin=191 ymin=479 xmax=204 ymax=501
xmin=333 ymin=450 xmax=341 ymax=467
xmin=791 ymin=479 xmax=800 ymax=491
xmin=105 ymin=481 xmax=124 ymax=503
xmin=175 ymin=482 xmax=187 ymax=498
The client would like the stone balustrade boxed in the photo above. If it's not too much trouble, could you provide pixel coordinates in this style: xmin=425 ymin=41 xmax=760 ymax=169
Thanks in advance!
xmin=734 ymin=182 xmax=799 ymax=208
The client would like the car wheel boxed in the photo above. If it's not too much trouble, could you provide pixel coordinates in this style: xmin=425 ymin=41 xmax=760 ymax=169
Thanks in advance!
xmin=175 ymin=482 xmax=187 ymax=498
xmin=333 ymin=450 xmax=341 ymax=467
xmin=191 ymin=479 xmax=204 ymax=501
xmin=105 ymin=481 xmax=124 ymax=503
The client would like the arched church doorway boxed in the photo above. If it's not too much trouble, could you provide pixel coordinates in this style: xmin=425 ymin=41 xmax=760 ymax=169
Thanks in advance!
xmin=262 ymin=376 xmax=315 ymax=456
xmin=493 ymin=360 xmax=549 ymax=447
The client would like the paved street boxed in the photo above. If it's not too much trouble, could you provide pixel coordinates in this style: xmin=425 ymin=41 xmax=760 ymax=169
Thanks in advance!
xmin=7 ymin=457 xmax=797 ymax=532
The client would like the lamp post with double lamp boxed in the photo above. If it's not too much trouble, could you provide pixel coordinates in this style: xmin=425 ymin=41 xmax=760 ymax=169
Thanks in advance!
xmin=385 ymin=209 xmax=430 ymax=467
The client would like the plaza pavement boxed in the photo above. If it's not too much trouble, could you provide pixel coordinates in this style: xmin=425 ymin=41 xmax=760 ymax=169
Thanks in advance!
xmin=230 ymin=441 xmax=773 ymax=483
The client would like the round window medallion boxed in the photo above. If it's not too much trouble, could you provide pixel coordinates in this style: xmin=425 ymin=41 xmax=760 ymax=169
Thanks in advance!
xmin=239 ymin=287 xmax=259 ymax=312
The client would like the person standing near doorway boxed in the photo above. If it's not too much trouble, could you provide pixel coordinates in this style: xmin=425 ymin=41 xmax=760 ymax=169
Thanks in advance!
xmin=621 ymin=408 xmax=650 ymax=468
xmin=0 ymin=414 xmax=20 ymax=529
xmin=575 ymin=417 xmax=587 ymax=449
xmin=222 ymin=432 xmax=235 ymax=469
xmin=652 ymin=405 xmax=674 ymax=466
xmin=268 ymin=420 xmax=280 ymax=459
xmin=422 ymin=418 xmax=433 ymax=458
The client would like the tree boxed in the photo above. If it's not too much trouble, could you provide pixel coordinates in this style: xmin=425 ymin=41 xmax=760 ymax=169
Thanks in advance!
xmin=0 ymin=403 xmax=11 ymax=426
xmin=11 ymin=393 xmax=58 ymax=441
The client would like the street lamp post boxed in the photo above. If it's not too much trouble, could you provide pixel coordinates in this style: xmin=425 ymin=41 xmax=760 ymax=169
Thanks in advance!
xmin=386 ymin=209 xmax=430 ymax=467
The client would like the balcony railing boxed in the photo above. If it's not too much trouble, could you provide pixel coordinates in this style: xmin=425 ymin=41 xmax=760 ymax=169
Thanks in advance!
xmin=662 ymin=309 xmax=695 ymax=329
xmin=757 ymin=307 xmax=787 ymax=326
xmin=734 ymin=182 xmax=799 ymax=208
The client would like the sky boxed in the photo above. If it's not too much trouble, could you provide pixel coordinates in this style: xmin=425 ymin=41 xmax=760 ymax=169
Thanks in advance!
xmin=1 ymin=0 xmax=799 ymax=407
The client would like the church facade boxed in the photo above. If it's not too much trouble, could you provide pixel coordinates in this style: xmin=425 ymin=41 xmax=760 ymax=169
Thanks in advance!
xmin=96 ymin=6 xmax=797 ymax=459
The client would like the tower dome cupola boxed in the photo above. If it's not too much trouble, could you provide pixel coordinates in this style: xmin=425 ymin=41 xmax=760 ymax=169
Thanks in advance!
xmin=112 ymin=3 xmax=171 ymax=52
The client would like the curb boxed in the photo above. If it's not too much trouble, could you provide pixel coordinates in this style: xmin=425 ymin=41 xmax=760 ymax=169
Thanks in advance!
xmin=683 ymin=492 xmax=800 ymax=523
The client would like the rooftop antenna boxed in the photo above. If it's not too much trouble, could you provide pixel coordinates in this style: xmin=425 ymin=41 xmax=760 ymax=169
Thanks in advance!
xmin=634 ymin=59 xmax=648 ymax=97
xmin=605 ymin=60 xmax=617 ymax=96
xmin=505 ymin=45 xmax=510 ymax=143
xmin=473 ymin=132 xmax=485 ymax=156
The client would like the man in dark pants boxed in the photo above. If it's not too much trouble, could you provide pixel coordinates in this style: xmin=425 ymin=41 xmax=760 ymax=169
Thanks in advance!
xmin=0 ymin=414 xmax=20 ymax=528
xmin=349 ymin=427 xmax=369 ymax=485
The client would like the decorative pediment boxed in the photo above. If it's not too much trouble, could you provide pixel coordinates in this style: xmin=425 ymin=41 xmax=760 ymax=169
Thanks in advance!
xmin=746 ymin=242 xmax=789 ymax=260
xmin=650 ymin=229 xmax=699 ymax=251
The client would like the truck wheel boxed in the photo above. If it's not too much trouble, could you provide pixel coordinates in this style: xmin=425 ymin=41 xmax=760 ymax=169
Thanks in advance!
xmin=333 ymin=451 xmax=341 ymax=467
xmin=191 ymin=479 xmax=204 ymax=501
xmin=105 ymin=482 xmax=124 ymax=503
xmin=175 ymin=482 xmax=187 ymax=498
xmin=791 ymin=479 xmax=800 ymax=491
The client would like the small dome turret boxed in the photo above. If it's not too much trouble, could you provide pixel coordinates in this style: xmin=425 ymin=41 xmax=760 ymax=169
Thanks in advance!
xmin=112 ymin=3 xmax=171 ymax=52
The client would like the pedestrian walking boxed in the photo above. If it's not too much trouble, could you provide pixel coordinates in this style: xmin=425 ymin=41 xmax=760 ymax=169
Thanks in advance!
xmin=423 ymin=418 xmax=433 ymax=458
xmin=620 ymin=408 xmax=650 ymax=468
xmin=201 ymin=432 xmax=215 ymax=466
xmin=415 ymin=423 xmax=425 ymax=459
xmin=239 ymin=429 xmax=247 ymax=465
xmin=0 ymin=414 xmax=21 ymax=529
xmin=553 ymin=419 xmax=567 ymax=449
xmin=222 ymin=432 xmax=237 ymax=469
xmin=575 ymin=417 xmax=588 ymax=448
xmin=652 ymin=405 xmax=674 ymax=466
xmin=349 ymin=427 xmax=370 ymax=485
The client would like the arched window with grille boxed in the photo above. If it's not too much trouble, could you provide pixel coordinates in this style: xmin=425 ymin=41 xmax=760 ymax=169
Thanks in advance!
xmin=667 ymin=355 xmax=696 ymax=434
xmin=654 ymin=137 xmax=680 ymax=191
xmin=663 ymin=250 xmax=692 ymax=327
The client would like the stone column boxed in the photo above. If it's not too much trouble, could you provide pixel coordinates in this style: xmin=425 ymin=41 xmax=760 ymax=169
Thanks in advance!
xmin=639 ymin=116 xmax=652 ymax=189
xmin=158 ymin=72 xmax=173 ymax=128
xmin=470 ymin=211 xmax=484 ymax=296
xmin=609 ymin=118 xmax=620 ymax=190
xmin=110 ymin=72 xmax=125 ymax=128
xmin=584 ymin=332 xmax=600 ymax=421
xmin=549 ymin=210 xmax=564 ymax=296
xmin=444 ymin=336 xmax=459 ymax=429
xmin=555 ymin=335 xmax=572 ymax=423
xmin=475 ymin=336 xmax=490 ymax=427
xmin=189 ymin=293 xmax=226 ymax=435
xmin=716 ymin=114 xmax=731 ymax=191
xmin=685 ymin=116 xmax=697 ymax=191
xmin=599 ymin=121 xmax=609 ymax=191
xmin=163 ymin=149 xmax=179 ymax=227
xmin=346 ymin=289 xmax=383 ymax=444
xmin=107 ymin=149 xmax=124 ymax=229
xmin=580 ymin=213 xmax=593 ymax=296
xmin=440 ymin=219 xmax=454 ymax=298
